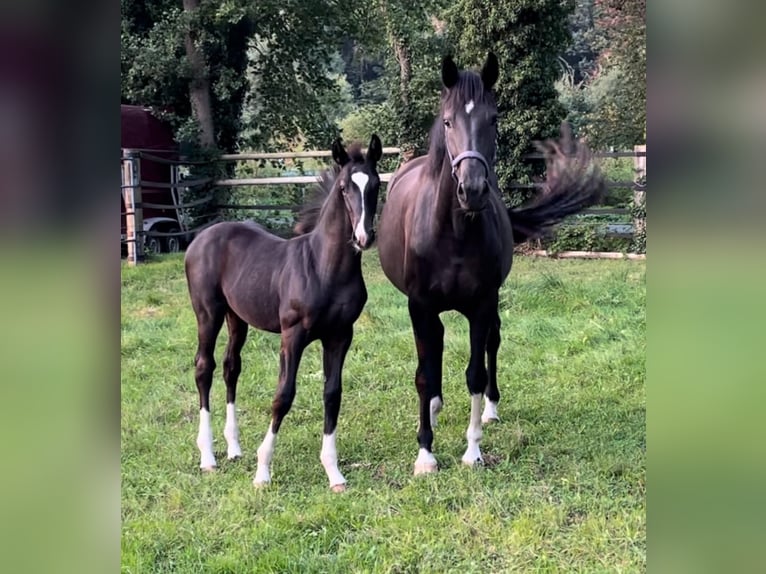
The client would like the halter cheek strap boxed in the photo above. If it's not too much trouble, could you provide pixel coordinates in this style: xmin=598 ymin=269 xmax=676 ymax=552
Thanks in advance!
xmin=448 ymin=149 xmax=491 ymax=181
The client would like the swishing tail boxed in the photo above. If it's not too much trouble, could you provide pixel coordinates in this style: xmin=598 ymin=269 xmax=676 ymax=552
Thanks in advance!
xmin=508 ymin=123 xmax=607 ymax=244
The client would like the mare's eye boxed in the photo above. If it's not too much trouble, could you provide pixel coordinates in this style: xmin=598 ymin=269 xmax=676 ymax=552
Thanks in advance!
xmin=443 ymin=119 xmax=452 ymax=128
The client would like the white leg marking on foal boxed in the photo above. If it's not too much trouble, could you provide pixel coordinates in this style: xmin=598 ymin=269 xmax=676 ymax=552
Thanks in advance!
xmin=481 ymin=396 xmax=500 ymax=424
xmin=197 ymin=408 xmax=216 ymax=470
xmin=320 ymin=432 xmax=347 ymax=491
xmin=224 ymin=402 xmax=242 ymax=459
xmin=414 ymin=448 xmax=438 ymax=475
xmin=465 ymin=99 xmax=475 ymax=115
xmin=253 ymin=428 xmax=276 ymax=486
xmin=429 ymin=396 xmax=443 ymax=427
xmin=351 ymin=172 xmax=369 ymax=246
xmin=462 ymin=393 xmax=484 ymax=466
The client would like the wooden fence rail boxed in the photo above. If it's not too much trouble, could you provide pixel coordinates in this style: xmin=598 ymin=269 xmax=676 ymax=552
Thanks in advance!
xmin=121 ymin=145 xmax=646 ymax=265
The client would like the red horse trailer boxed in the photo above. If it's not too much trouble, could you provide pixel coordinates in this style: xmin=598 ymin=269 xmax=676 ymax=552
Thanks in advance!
xmin=121 ymin=105 xmax=186 ymax=254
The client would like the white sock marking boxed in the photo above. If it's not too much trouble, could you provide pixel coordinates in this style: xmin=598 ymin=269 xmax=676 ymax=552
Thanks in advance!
xmin=414 ymin=448 xmax=438 ymax=474
xmin=224 ymin=402 xmax=242 ymax=459
xmin=254 ymin=428 xmax=276 ymax=485
xmin=465 ymin=99 xmax=475 ymax=115
xmin=482 ymin=396 xmax=500 ymax=423
xmin=197 ymin=408 xmax=216 ymax=469
xmin=320 ymin=432 xmax=346 ymax=488
xmin=430 ymin=396 xmax=443 ymax=427
xmin=462 ymin=393 xmax=484 ymax=466
xmin=351 ymin=172 xmax=369 ymax=246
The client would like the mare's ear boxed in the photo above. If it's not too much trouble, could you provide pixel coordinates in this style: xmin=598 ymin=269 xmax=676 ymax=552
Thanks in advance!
xmin=481 ymin=52 xmax=499 ymax=90
xmin=441 ymin=55 xmax=459 ymax=89
xmin=367 ymin=134 xmax=382 ymax=164
xmin=331 ymin=138 xmax=350 ymax=166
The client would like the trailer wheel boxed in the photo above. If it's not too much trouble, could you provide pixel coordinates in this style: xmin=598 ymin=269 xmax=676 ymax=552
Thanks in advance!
xmin=164 ymin=229 xmax=181 ymax=253
xmin=145 ymin=235 xmax=162 ymax=255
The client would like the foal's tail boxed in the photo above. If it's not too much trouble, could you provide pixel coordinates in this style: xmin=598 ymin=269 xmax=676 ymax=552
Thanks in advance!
xmin=507 ymin=123 xmax=606 ymax=244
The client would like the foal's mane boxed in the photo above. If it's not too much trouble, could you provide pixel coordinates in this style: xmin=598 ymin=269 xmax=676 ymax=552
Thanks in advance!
xmin=425 ymin=70 xmax=496 ymax=180
xmin=293 ymin=143 xmax=366 ymax=235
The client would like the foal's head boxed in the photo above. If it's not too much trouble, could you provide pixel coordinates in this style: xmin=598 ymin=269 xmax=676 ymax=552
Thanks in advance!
xmin=331 ymin=134 xmax=382 ymax=250
xmin=438 ymin=53 xmax=499 ymax=213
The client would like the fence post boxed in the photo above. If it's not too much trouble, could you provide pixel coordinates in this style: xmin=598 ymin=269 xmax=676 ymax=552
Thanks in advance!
xmin=122 ymin=149 xmax=144 ymax=265
xmin=633 ymin=145 xmax=646 ymax=241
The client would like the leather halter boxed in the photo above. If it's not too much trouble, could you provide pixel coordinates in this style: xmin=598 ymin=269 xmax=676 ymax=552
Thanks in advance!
xmin=447 ymin=149 xmax=491 ymax=182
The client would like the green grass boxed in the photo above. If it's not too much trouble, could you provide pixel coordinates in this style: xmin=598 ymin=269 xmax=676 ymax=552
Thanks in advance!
xmin=121 ymin=252 xmax=645 ymax=573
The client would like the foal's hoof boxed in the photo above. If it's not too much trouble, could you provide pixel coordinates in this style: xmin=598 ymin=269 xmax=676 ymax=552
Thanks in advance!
xmin=252 ymin=479 xmax=270 ymax=489
xmin=414 ymin=462 xmax=439 ymax=475
xmin=481 ymin=416 xmax=500 ymax=425
xmin=200 ymin=465 xmax=216 ymax=473
xmin=461 ymin=456 xmax=484 ymax=467
xmin=331 ymin=483 xmax=347 ymax=493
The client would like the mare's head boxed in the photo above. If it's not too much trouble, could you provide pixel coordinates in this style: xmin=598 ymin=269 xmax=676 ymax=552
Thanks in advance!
xmin=435 ymin=52 xmax=499 ymax=213
xmin=331 ymin=134 xmax=383 ymax=250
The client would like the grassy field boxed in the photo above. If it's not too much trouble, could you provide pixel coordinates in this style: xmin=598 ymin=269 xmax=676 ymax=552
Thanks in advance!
xmin=121 ymin=252 xmax=645 ymax=573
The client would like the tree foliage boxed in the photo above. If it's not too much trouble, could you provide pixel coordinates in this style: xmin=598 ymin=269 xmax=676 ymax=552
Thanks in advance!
xmin=448 ymin=0 xmax=575 ymax=204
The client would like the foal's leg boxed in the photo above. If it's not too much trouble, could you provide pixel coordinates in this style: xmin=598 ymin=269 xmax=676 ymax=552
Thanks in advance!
xmin=192 ymin=301 xmax=226 ymax=471
xmin=462 ymin=302 xmax=495 ymax=466
xmin=319 ymin=327 xmax=353 ymax=492
xmin=222 ymin=311 xmax=248 ymax=460
xmin=253 ymin=326 xmax=307 ymax=487
xmin=482 ymin=311 xmax=501 ymax=424
xmin=409 ymin=299 xmax=445 ymax=475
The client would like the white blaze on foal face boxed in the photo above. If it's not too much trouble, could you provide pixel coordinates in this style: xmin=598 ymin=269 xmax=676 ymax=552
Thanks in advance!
xmin=465 ymin=99 xmax=475 ymax=115
xmin=350 ymin=171 xmax=370 ymax=246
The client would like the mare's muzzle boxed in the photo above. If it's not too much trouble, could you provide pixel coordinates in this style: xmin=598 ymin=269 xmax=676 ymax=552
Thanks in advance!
xmin=450 ymin=151 xmax=491 ymax=212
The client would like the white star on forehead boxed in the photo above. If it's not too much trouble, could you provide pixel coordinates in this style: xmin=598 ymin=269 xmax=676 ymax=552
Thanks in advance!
xmin=351 ymin=172 xmax=369 ymax=193
xmin=465 ymin=100 xmax=475 ymax=115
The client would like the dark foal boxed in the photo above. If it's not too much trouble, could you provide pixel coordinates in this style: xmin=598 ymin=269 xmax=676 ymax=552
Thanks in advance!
xmin=185 ymin=135 xmax=382 ymax=490
xmin=377 ymin=54 xmax=605 ymax=474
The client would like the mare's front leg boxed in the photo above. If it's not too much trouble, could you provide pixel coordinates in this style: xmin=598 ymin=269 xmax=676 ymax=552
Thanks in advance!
xmin=319 ymin=327 xmax=353 ymax=492
xmin=482 ymin=311 xmax=501 ymax=424
xmin=408 ymin=299 xmax=444 ymax=475
xmin=462 ymin=299 xmax=497 ymax=466
xmin=253 ymin=325 xmax=307 ymax=487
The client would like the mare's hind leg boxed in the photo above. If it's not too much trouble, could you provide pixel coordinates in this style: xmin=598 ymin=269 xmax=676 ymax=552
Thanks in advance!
xmin=253 ymin=326 xmax=307 ymax=487
xmin=408 ymin=299 xmax=445 ymax=475
xmin=482 ymin=311 xmax=501 ymax=424
xmin=192 ymin=299 xmax=226 ymax=471
xmin=319 ymin=327 xmax=353 ymax=492
xmin=222 ymin=311 xmax=248 ymax=460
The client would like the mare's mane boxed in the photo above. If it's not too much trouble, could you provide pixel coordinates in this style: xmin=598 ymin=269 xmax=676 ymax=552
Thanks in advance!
xmin=425 ymin=70 xmax=497 ymax=180
xmin=293 ymin=142 xmax=366 ymax=236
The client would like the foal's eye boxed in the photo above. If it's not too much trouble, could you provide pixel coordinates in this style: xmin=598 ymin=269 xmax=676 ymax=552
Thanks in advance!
xmin=443 ymin=119 xmax=452 ymax=128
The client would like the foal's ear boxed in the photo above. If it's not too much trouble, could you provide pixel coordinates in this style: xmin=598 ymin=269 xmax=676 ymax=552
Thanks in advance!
xmin=481 ymin=52 xmax=499 ymax=90
xmin=367 ymin=134 xmax=382 ymax=164
xmin=331 ymin=138 xmax=350 ymax=166
xmin=441 ymin=55 xmax=459 ymax=89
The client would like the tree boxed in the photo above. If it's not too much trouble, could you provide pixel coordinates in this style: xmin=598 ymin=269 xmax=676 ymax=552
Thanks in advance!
xmin=589 ymin=0 xmax=645 ymax=148
xmin=448 ymin=0 xmax=575 ymax=204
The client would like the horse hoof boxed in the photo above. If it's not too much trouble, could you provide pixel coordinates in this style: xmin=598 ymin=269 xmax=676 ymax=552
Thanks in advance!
xmin=201 ymin=466 xmax=216 ymax=473
xmin=461 ymin=456 xmax=484 ymax=467
xmin=331 ymin=483 xmax=347 ymax=493
xmin=253 ymin=479 xmax=270 ymax=489
xmin=414 ymin=462 xmax=438 ymax=475
xmin=481 ymin=416 xmax=500 ymax=425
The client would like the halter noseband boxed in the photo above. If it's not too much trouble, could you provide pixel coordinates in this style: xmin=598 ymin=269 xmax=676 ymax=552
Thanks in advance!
xmin=447 ymin=149 xmax=491 ymax=182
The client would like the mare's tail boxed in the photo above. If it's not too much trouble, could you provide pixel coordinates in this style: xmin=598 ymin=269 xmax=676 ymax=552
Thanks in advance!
xmin=508 ymin=123 xmax=606 ymax=244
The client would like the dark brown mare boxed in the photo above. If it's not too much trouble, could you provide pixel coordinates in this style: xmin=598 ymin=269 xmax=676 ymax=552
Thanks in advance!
xmin=377 ymin=54 xmax=605 ymax=474
xmin=185 ymin=135 xmax=382 ymax=491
